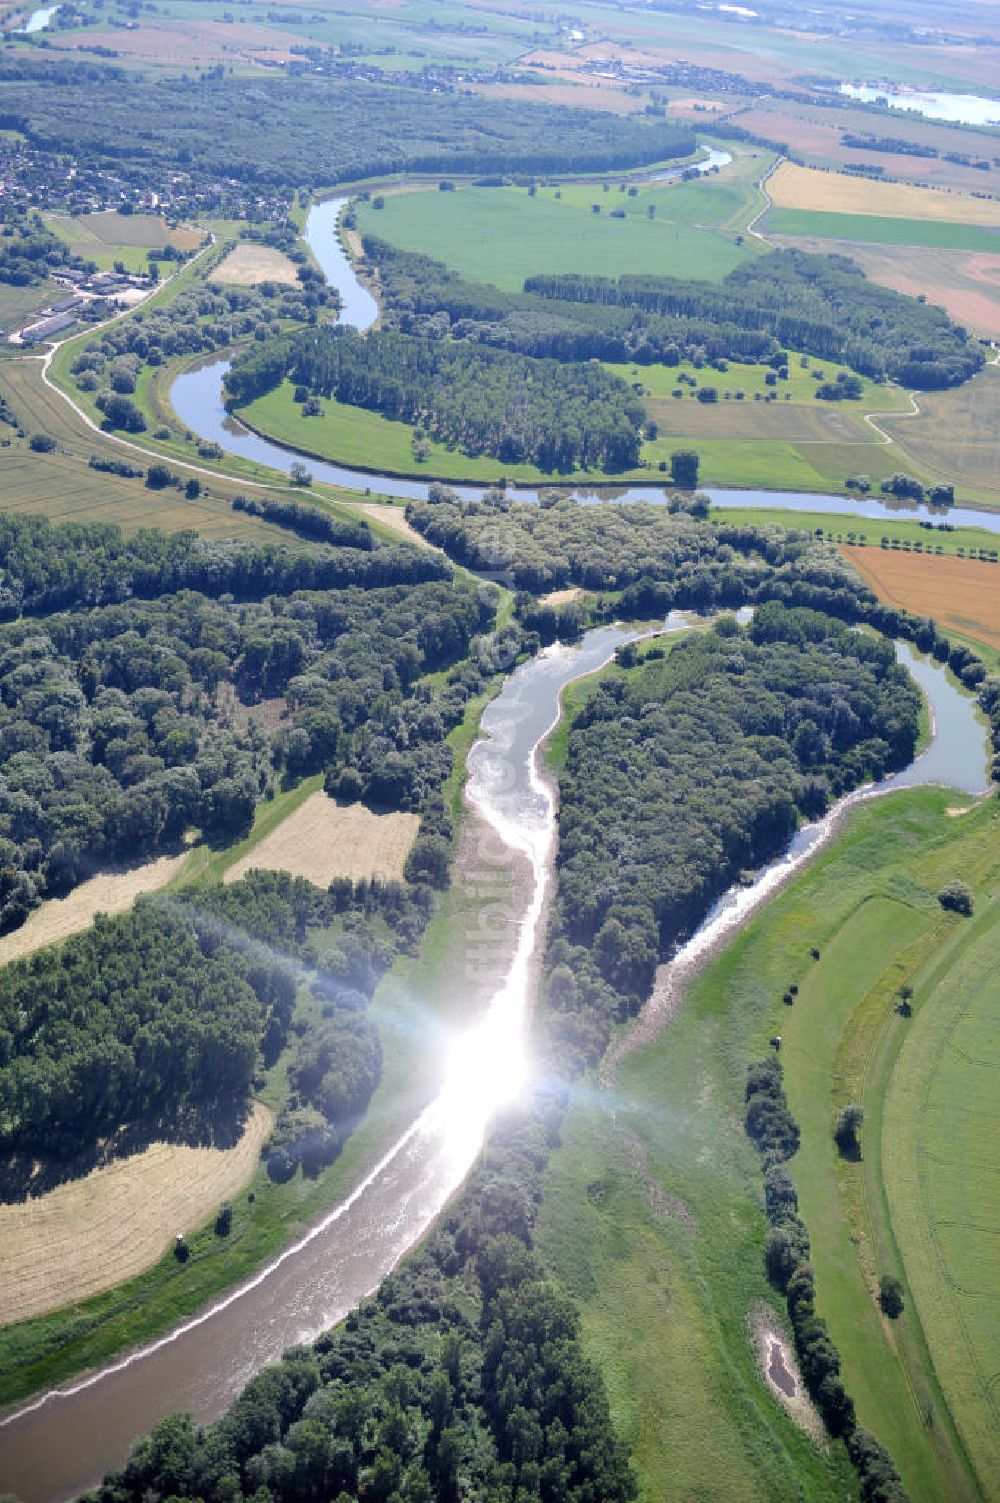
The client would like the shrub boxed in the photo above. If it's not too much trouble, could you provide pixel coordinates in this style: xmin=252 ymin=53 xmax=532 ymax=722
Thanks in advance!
xmin=29 ymin=432 xmax=56 ymax=453
xmin=878 ymin=1274 xmax=904 ymax=1319
xmin=938 ymin=880 xmax=973 ymax=915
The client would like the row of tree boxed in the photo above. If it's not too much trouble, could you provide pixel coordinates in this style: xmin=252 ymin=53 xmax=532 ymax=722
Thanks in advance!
xmin=746 ymin=1057 xmax=911 ymax=1500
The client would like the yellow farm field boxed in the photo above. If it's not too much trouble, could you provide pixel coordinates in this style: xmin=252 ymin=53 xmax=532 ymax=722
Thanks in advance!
xmin=845 ymin=549 xmax=1000 ymax=653
xmin=768 ymin=162 xmax=1000 ymax=227
xmin=211 ymin=243 xmax=300 ymax=287
xmin=0 ymin=1102 xmax=273 ymax=1325
xmin=224 ymin=792 xmax=419 ymax=886
xmin=0 ymin=852 xmax=188 ymax=967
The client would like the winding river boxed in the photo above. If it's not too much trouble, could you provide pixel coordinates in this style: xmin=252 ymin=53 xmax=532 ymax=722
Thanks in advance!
xmin=169 ymin=197 xmax=1000 ymax=534
xmin=0 ymin=179 xmax=993 ymax=1502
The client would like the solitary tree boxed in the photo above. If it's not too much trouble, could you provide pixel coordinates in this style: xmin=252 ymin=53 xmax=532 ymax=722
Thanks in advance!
xmin=669 ymin=448 xmax=699 ymax=488
xmin=938 ymin=880 xmax=973 ymax=916
xmin=879 ymin=1274 xmax=904 ymax=1319
xmin=835 ymin=1103 xmax=863 ymax=1157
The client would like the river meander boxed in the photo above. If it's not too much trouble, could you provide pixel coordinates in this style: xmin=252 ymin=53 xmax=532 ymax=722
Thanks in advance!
xmin=169 ymin=197 xmax=1000 ymax=534
xmin=0 ymin=179 xmax=993 ymax=1503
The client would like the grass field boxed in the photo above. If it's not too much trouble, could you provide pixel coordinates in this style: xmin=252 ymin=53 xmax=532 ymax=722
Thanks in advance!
xmin=238 ymin=382 xmax=573 ymax=483
xmin=354 ymin=170 xmax=759 ymax=291
xmin=223 ymin=792 xmax=419 ymax=886
xmin=46 ymin=211 xmax=205 ymax=274
xmin=765 ymin=207 xmax=1000 ymax=253
xmin=883 ymin=896 xmax=1000 ymax=1496
xmin=716 ymin=504 xmax=1000 ymax=561
xmin=768 ymin=162 xmax=1000 ymax=227
xmin=884 ymin=366 xmax=1000 ymax=508
xmin=538 ymin=787 xmax=999 ymax=1503
xmin=610 ymin=350 xmax=906 ymax=405
xmin=847 ymin=549 xmax=1000 ymax=652
xmin=0 ymin=278 xmax=61 ymax=337
xmin=0 ymin=356 xmax=276 ymax=538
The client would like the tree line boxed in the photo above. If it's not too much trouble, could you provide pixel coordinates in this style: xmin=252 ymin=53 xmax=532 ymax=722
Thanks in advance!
xmin=523 ymin=249 xmax=983 ymax=389
xmin=746 ymin=1056 xmax=911 ymax=1501
xmin=225 ymin=326 xmax=645 ymax=474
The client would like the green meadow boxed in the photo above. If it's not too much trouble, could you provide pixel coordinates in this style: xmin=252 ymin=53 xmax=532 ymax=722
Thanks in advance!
xmin=538 ymin=777 xmax=999 ymax=1503
xmin=355 ymin=174 xmax=757 ymax=290
xmin=764 ymin=207 xmax=1000 ymax=252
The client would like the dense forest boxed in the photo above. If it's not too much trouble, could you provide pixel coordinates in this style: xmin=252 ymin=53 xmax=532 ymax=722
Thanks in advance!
xmin=363 ymin=238 xmax=981 ymax=388
xmin=524 ymin=251 xmax=983 ymax=389
xmin=0 ymin=868 xmax=435 ymax=1186
xmin=225 ymin=326 xmax=645 ymax=473
xmin=0 ymin=61 xmax=692 ymax=198
xmin=0 ymin=514 xmax=503 ymax=934
xmin=405 ymin=493 xmax=884 ymax=616
xmin=543 ymin=609 xmax=922 ymax=1052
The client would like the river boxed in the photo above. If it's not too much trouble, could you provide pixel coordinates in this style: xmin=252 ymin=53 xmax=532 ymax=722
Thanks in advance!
xmin=0 ymin=180 xmax=993 ymax=1502
xmin=169 ymin=197 xmax=1000 ymax=534
xmin=0 ymin=609 xmax=988 ymax=1500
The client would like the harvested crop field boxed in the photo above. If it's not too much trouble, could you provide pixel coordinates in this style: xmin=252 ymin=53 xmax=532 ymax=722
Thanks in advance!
xmin=845 ymin=549 xmax=1000 ymax=653
xmin=0 ymin=1102 xmax=273 ymax=1325
xmin=769 ymin=237 xmax=1000 ymax=338
xmin=767 ymin=162 xmax=1000 ymax=227
xmin=211 ymin=243 xmax=299 ymax=286
xmin=49 ymin=20 xmax=301 ymax=66
xmin=355 ymin=501 xmax=438 ymax=549
xmin=0 ymin=852 xmax=189 ymax=967
xmin=224 ymin=791 xmax=419 ymax=886
xmin=737 ymin=102 xmax=1000 ymax=195
xmin=470 ymin=81 xmax=644 ymax=114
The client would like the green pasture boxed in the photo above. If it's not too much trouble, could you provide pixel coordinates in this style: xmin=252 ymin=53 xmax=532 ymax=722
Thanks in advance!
xmin=355 ymin=177 xmax=755 ymax=291
xmin=238 ymin=382 xmax=555 ymax=484
xmin=609 ymin=351 xmax=907 ymax=406
xmin=538 ymin=786 xmax=998 ymax=1503
xmin=713 ymin=505 xmax=1000 ymax=559
xmin=883 ymin=893 xmax=1000 ymax=1499
xmin=764 ymin=207 xmax=1000 ymax=252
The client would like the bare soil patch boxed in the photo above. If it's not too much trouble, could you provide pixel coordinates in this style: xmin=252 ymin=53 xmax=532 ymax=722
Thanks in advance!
xmin=845 ymin=548 xmax=1000 ymax=653
xmin=749 ymin=1305 xmax=826 ymax=1443
xmin=225 ymin=791 xmax=419 ymax=887
xmin=0 ymin=1102 xmax=273 ymax=1326
xmin=356 ymin=502 xmax=440 ymax=550
xmin=538 ymin=586 xmax=584 ymax=607
xmin=470 ymin=81 xmax=643 ymax=114
xmin=211 ymin=243 xmax=299 ymax=287
xmin=0 ymin=852 xmax=188 ymax=966
xmin=769 ymin=162 xmax=1000 ymax=226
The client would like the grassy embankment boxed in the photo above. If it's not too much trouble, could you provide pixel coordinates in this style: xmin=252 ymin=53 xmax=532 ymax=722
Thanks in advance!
xmin=0 ymin=604 xmax=515 ymax=1404
xmin=537 ymin=661 xmax=999 ymax=1503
